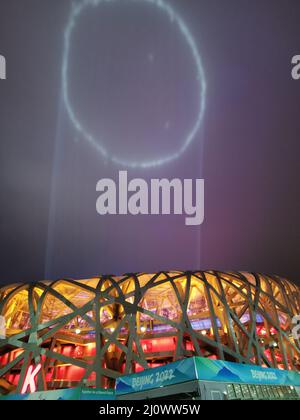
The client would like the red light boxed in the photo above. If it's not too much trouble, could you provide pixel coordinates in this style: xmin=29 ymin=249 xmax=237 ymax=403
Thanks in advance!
xmin=257 ymin=326 xmax=267 ymax=336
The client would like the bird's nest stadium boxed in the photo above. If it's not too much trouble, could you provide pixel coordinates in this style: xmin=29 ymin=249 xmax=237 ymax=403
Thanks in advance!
xmin=0 ymin=271 xmax=300 ymax=399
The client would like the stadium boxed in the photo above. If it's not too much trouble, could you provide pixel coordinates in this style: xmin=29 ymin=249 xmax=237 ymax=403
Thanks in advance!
xmin=0 ymin=271 xmax=300 ymax=399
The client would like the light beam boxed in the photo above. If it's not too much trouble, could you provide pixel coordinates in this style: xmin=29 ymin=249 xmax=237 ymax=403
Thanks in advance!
xmin=62 ymin=0 xmax=207 ymax=168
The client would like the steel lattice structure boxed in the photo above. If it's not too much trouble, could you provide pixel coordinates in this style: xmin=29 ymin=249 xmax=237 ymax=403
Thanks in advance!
xmin=0 ymin=271 xmax=300 ymax=394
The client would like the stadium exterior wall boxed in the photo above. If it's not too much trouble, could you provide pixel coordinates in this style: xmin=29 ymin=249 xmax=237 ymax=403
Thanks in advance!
xmin=0 ymin=271 xmax=299 ymax=394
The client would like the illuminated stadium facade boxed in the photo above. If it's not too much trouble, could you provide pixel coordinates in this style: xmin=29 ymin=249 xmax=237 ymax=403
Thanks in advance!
xmin=0 ymin=271 xmax=300 ymax=395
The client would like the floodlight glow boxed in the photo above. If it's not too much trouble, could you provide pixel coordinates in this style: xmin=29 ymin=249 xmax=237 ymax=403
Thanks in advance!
xmin=62 ymin=0 xmax=206 ymax=168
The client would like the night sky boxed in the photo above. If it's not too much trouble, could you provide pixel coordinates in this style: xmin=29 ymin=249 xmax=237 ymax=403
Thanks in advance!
xmin=0 ymin=0 xmax=300 ymax=286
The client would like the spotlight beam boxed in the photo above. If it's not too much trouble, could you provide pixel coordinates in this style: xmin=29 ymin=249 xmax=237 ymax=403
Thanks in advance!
xmin=62 ymin=0 xmax=207 ymax=168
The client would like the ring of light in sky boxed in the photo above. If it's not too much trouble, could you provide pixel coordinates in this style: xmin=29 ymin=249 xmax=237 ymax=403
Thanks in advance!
xmin=62 ymin=0 xmax=207 ymax=169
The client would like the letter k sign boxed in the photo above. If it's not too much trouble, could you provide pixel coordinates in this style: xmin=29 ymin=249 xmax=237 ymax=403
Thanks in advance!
xmin=21 ymin=363 xmax=42 ymax=394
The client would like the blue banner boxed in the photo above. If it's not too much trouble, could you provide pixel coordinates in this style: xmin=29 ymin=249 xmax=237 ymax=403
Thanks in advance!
xmin=116 ymin=358 xmax=197 ymax=395
xmin=116 ymin=357 xmax=300 ymax=395
xmin=0 ymin=388 xmax=115 ymax=400
xmin=80 ymin=388 xmax=115 ymax=400
xmin=195 ymin=358 xmax=300 ymax=387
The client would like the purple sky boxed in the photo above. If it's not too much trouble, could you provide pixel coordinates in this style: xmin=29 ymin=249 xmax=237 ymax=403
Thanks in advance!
xmin=0 ymin=0 xmax=300 ymax=285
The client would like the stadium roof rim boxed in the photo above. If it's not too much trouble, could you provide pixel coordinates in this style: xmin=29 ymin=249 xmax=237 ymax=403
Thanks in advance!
xmin=0 ymin=271 xmax=298 ymax=290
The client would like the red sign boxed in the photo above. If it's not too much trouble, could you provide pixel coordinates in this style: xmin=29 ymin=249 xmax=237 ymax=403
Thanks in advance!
xmin=21 ymin=363 xmax=42 ymax=394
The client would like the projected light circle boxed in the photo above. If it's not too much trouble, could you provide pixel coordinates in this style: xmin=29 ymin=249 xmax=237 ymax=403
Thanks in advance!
xmin=62 ymin=0 xmax=206 ymax=168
